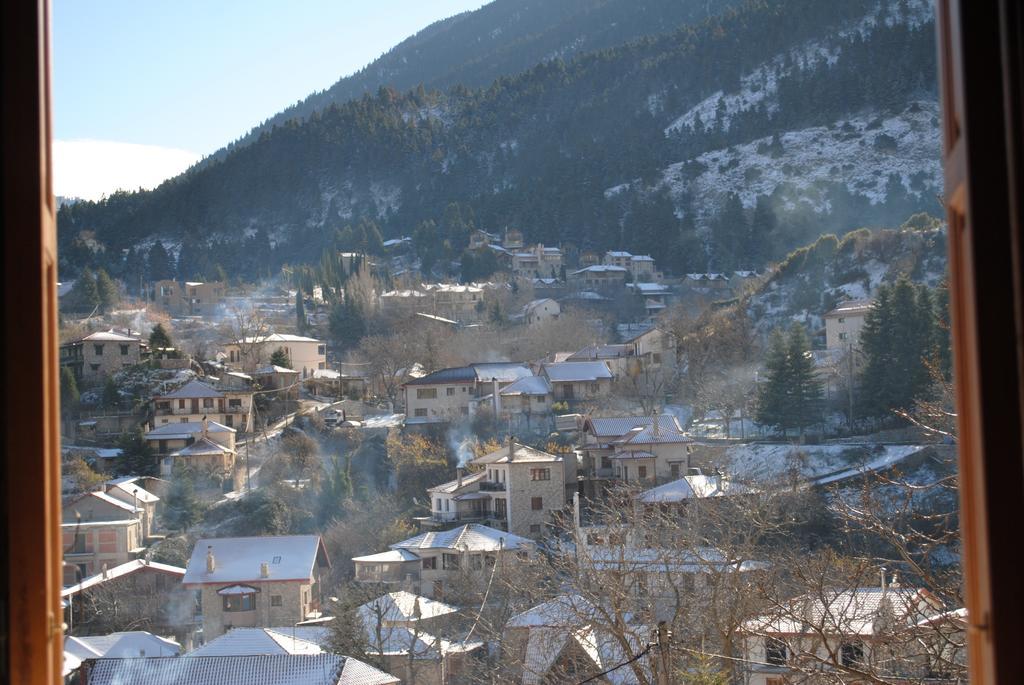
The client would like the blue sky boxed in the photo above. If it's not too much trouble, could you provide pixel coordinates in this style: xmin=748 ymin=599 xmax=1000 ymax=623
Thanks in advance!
xmin=54 ymin=0 xmax=485 ymax=199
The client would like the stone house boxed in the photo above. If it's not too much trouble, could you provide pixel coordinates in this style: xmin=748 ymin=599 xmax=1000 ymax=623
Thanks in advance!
xmin=181 ymin=535 xmax=331 ymax=640
xmin=61 ymin=330 xmax=145 ymax=386
xmin=417 ymin=440 xmax=573 ymax=539
xmin=150 ymin=379 xmax=252 ymax=433
xmin=568 ymin=264 xmax=629 ymax=288
xmin=153 ymin=279 xmax=226 ymax=317
xmin=512 ymin=244 xmax=563 ymax=278
xmin=540 ymin=361 xmax=614 ymax=403
xmin=402 ymin=362 xmax=533 ymax=425
xmin=353 ymin=524 xmax=534 ymax=601
xmin=62 ymin=491 xmax=146 ymax=585
xmin=580 ymin=415 xmax=694 ymax=484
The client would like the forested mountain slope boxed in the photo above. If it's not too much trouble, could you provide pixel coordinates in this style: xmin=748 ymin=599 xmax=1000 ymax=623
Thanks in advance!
xmin=59 ymin=0 xmax=939 ymax=281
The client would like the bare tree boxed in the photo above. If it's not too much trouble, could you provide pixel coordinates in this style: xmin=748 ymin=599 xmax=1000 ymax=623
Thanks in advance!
xmin=222 ymin=304 xmax=272 ymax=372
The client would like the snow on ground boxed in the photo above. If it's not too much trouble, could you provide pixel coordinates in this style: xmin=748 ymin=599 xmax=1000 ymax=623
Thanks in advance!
xmin=720 ymin=442 xmax=927 ymax=487
xmin=660 ymin=101 xmax=942 ymax=226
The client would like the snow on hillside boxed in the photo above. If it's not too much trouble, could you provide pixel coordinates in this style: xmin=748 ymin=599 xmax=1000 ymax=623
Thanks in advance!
xmin=661 ymin=100 xmax=941 ymax=226
xmin=664 ymin=0 xmax=934 ymax=136
xmin=720 ymin=442 xmax=928 ymax=487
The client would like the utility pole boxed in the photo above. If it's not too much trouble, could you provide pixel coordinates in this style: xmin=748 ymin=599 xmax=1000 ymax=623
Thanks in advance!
xmin=847 ymin=342 xmax=855 ymax=429
xmin=656 ymin=621 xmax=671 ymax=685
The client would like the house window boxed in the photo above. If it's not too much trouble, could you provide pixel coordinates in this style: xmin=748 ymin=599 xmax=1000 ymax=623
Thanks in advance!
xmin=461 ymin=387 xmax=467 ymax=393
xmin=531 ymin=497 xmax=543 ymax=510
xmin=435 ymin=498 xmax=441 ymax=511
xmin=838 ymin=332 xmax=849 ymax=341
xmin=157 ymin=401 xmax=171 ymax=411
xmin=90 ymin=364 xmax=100 ymax=372
xmin=422 ymin=557 xmax=437 ymax=570
xmin=447 ymin=387 xmax=455 ymax=396
xmin=590 ymin=383 xmax=599 ymax=392
xmin=442 ymin=553 xmax=460 ymax=570
xmin=317 ymin=345 xmax=326 ymax=355
xmin=530 ymin=524 xmax=541 ymax=534
xmin=270 ymin=595 xmax=282 ymax=607
xmin=417 ymin=388 xmax=437 ymax=399
xmin=765 ymin=638 xmax=787 ymax=666
xmin=178 ymin=399 xmax=185 ymax=409
xmin=838 ymin=317 xmax=846 ymax=324
xmin=222 ymin=593 xmax=256 ymax=612
xmin=203 ymin=398 xmax=214 ymax=408
xmin=414 ymin=408 xmax=428 ymax=417
xmin=841 ymin=642 xmax=864 ymax=667
xmin=120 ymin=344 xmax=129 ymax=355
xmin=638 ymin=465 xmax=648 ymax=479
xmin=470 ymin=555 xmax=482 ymax=570
xmin=530 ymin=468 xmax=550 ymax=481
xmin=670 ymin=463 xmax=680 ymax=479
xmin=93 ymin=344 xmax=104 ymax=355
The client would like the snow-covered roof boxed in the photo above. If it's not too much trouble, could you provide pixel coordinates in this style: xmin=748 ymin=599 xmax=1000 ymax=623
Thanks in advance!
xmin=381 ymin=289 xmax=427 ymax=298
xmin=145 ymin=420 xmax=235 ymax=439
xmin=470 ymin=362 xmax=534 ymax=383
xmin=613 ymin=422 xmax=693 ymax=445
xmin=542 ymin=361 xmax=613 ymax=382
xmin=581 ymin=545 xmax=760 ymax=574
xmin=351 ymin=549 xmax=422 ymax=564
xmin=426 ymin=470 xmax=486 ymax=494
xmin=255 ymin=365 xmax=300 ymax=375
xmin=506 ymin=595 xmax=597 ymax=629
xmin=66 ymin=490 xmax=141 ymax=514
xmin=83 ymin=654 xmax=399 ymax=685
xmin=392 ymin=524 xmax=533 ymax=553
xmin=173 ymin=437 xmax=235 ymax=456
xmin=404 ymin=366 xmax=477 ymax=386
xmin=62 ymin=559 xmax=184 ymax=597
xmin=236 ymin=333 xmax=324 ymax=344
xmin=585 ymin=415 xmax=682 ymax=439
xmin=627 ymin=282 xmax=669 ymax=294
xmin=499 ymin=375 xmax=551 ymax=396
xmin=473 ymin=442 xmax=561 ymax=465
xmin=358 ymin=591 xmax=459 ymax=624
xmin=158 ymin=379 xmax=224 ymax=400
xmin=186 ymin=628 xmax=323 ymax=657
xmin=744 ymin=587 xmax=939 ymax=636
xmin=106 ymin=480 xmax=160 ymax=504
xmin=183 ymin=535 xmax=328 ymax=585
xmin=65 ymin=632 xmax=180 ymax=660
xmin=358 ymin=624 xmax=482 ymax=660
xmin=567 ymin=344 xmax=633 ymax=360
xmin=637 ymin=475 xmax=745 ymax=503
xmin=824 ymin=299 xmax=874 ymax=317
xmin=82 ymin=331 xmax=141 ymax=343
xmin=571 ymin=265 xmax=628 ymax=274
xmin=312 ymin=369 xmax=341 ymax=380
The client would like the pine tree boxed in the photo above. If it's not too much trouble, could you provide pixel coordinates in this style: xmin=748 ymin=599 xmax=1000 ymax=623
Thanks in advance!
xmin=147 ymin=242 xmax=175 ymax=281
xmin=71 ymin=267 xmax=100 ymax=312
xmin=149 ymin=323 xmax=173 ymax=350
xmin=756 ymin=329 xmax=791 ymax=431
xmin=115 ymin=431 xmax=157 ymax=477
xmin=164 ymin=464 xmax=204 ymax=531
xmin=270 ymin=347 xmax=291 ymax=369
xmin=102 ymin=377 xmax=120 ymax=408
xmin=785 ymin=324 xmax=823 ymax=434
xmin=60 ymin=367 xmax=80 ymax=414
xmin=95 ymin=268 xmax=118 ymax=312
xmin=295 ymin=290 xmax=307 ymax=332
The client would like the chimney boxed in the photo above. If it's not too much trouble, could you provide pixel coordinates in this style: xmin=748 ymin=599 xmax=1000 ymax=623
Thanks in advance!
xmin=201 ymin=415 xmax=209 ymax=439
xmin=260 ymin=562 xmax=270 ymax=579
xmin=206 ymin=546 xmax=216 ymax=574
xmin=492 ymin=377 xmax=501 ymax=416
xmin=890 ymin=571 xmax=900 ymax=588
xmin=101 ymin=563 xmax=109 ymax=579
xmin=508 ymin=435 xmax=516 ymax=461
xmin=652 ymin=411 xmax=661 ymax=437
xmin=457 ymin=467 xmax=464 ymax=489
xmin=880 ymin=567 xmax=887 ymax=594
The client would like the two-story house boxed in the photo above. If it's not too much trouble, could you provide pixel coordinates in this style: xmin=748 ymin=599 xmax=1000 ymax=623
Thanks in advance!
xmin=403 ymin=362 xmax=533 ymax=425
xmin=61 ymin=330 xmax=145 ymax=385
xmin=568 ymin=264 xmax=629 ymax=288
xmin=62 ymin=491 xmax=147 ymax=585
xmin=512 ymin=244 xmax=562 ymax=278
xmin=419 ymin=440 xmax=573 ymax=539
xmin=182 ymin=535 xmax=331 ymax=640
xmin=102 ymin=477 xmax=160 ymax=539
xmin=824 ymin=299 xmax=874 ymax=351
xmin=517 ymin=298 xmax=560 ymax=328
xmin=741 ymin=583 xmax=949 ymax=685
xmin=580 ymin=414 xmax=694 ymax=484
xmin=153 ymin=279 xmax=226 ymax=317
xmin=223 ymin=333 xmax=327 ymax=378
xmin=150 ymin=379 xmax=252 ymax=432
xmin=540 ymin=361 xmax=614 ymax=403
xmin=353 ymin=524 xmax=534 ymax=600
xmin=145 ymin=418 xmax=239 ymax=487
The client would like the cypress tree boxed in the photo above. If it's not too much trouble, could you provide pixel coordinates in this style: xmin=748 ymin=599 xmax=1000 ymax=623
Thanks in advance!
xmin=95 ymin=268 xmax=118 ymax=312
xmin=296 ymin=290 xmax=307 ymax=332
xmin=149 ymin=323 xmax=173 ymax=350
xmin=756 ymin=329 xmax=791 ymax=432
xmin=785 ymin=324 xmax=823 ymax=434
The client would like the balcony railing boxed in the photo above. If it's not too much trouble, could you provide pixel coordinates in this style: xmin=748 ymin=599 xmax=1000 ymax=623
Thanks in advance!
xmin=479 ymin=481 xmax=506 ymax=492
xmin=430 ymin=510 xmax=494 ymax=523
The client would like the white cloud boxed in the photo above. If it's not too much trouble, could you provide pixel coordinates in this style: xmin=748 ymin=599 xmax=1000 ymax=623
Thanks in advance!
xmin=53 ymin=139 xmax=201 ymax=202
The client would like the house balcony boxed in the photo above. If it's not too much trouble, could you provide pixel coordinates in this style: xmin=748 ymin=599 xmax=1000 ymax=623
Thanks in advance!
xmin=479 ymin=481 xmax=506 ymax=492
xmin=354 ymin=569 xmax=420 ymax=584
xmin=429 ymin=510 xmax=495 ymax=523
